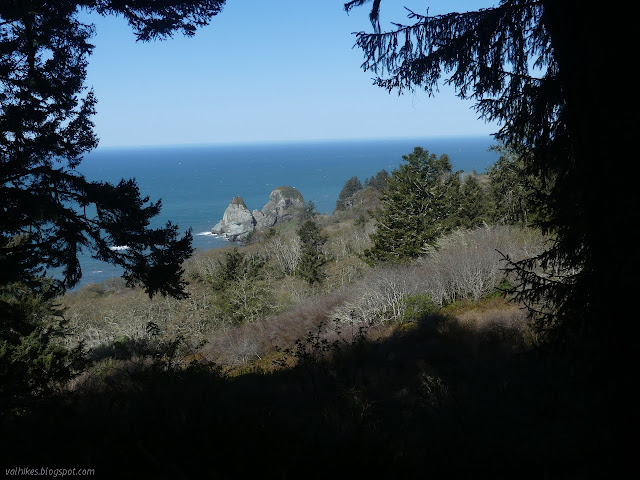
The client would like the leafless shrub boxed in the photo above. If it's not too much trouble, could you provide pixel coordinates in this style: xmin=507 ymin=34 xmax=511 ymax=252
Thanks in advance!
xmin=331 ymin=226 xmax=546 ymax=325
xmin=200 ymin=293 xmax=346 ymax=367
xmin=269 ymin=275 xmax=313 ymax=307
xmin=263 ymin=233 xmax=301 ymax=276
xmin=332 ymin=265 xmax=421 ymax=325
xmin=327 ymin=222 xmax=375 ymax=261
xmin=325 ymin=256 xmax=370 ymax=290
xmin=183 ymin=250 xmax=221 ymax=283
xmin=419 ymin=225 xmax=546 ymax=304
xmin=63 ymin=283 xmax=214 ymax=354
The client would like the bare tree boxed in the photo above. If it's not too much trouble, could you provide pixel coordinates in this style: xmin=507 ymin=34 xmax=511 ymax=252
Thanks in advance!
xmin=264 ymin=234 xmax=301 ymax=276
xmin=332 ymin=226 xmax=546 ymax=325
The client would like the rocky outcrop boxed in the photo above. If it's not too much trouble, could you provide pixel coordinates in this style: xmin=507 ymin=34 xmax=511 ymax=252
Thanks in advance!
xmin=211 ymin=196 xmax=256 ymax=242
xmin=212 ymin=187 xmax=305 ymax=242
xmin=256 ymin=186 xmax=305 ymax=230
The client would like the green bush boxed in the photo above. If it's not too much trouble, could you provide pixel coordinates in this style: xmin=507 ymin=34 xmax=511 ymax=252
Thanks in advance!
xmin=401 ymin=293 xmax=438 ymax=323
xmin=296 ymin=220 xmax=328 ymax=286
xmin=209 ymin=249 xmax=273 ymax=324
xmin=0 ymin=281 xmax=86 ymax=412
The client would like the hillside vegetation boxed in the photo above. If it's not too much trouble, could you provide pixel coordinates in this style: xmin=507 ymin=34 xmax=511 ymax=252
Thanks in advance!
xmin=3 ymin=146 xmax=616 ymax=478
xmin=59 ymin=146 xmax=544 ymax=376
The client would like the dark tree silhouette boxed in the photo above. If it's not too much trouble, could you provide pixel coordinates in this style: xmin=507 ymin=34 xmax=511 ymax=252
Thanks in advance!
xmin=346 ymin=0 xmax=631 ymax=355
xmin=0 ymin=0 xmax=226 ymax=298
xmin=334 ymin=176 xmax=363 ymax=212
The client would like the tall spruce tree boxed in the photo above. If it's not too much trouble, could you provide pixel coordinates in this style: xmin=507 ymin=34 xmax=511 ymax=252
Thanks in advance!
xmin=487 ymin=144 xmax=543 ymax=227
xmin=346 ymin=1 xmax=632 ymax=357
xmin=364 ymin=169 xmax=389 ymax=190
xmin=1 ymin=0 xmax=225 ymax=408
xmin=459 ymin=173 xmax=490 ymax=228
xmin=1 ymin=0 xmax=226 ymax=299
xmin=364 ymin=147 xmax=458 ymax=263
xmin=296 ymin=220 xmax=327 ymax=285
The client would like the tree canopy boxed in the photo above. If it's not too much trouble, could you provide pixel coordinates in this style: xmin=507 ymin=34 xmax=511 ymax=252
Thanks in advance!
xmin=296 ymin=219 xmax=327 ymax=285
xmin=364 ymin=147 xmax=459 ymax=263
xmin=364 ymin=169 xmax=389 ymax=190
xmin=0 ymin=0 xmax=226 ymax=299
xmin=0 ymin=0 xmax=226 ymax=409
xmin=347 ymin=0 xmax=630 ymax=355
xmin=335 ymin=176 xmax=363 ymax=212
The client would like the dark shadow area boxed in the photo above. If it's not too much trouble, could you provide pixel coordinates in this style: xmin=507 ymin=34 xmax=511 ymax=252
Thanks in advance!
xmin=2 ymin=312 xmax=623 ymax=479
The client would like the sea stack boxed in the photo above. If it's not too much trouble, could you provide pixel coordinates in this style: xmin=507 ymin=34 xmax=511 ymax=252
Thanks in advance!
xmin=212 ymin=187 xmax=305 ymax=242
xmin=211 ymin=196 xmax=256 ymax=242
xmin=255 ymin=186 xmax=305 ymax=230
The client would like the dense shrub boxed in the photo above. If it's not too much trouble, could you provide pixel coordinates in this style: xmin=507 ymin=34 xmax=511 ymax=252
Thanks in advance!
xmin=333 ymin=226 xmax=545 ymax=325
xmin=1 ymin=281 xmax=86 ymax=411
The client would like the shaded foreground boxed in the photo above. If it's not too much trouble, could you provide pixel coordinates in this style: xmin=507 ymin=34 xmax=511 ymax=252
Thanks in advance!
xmin=3 ymin=301 xmax=621 ymax=479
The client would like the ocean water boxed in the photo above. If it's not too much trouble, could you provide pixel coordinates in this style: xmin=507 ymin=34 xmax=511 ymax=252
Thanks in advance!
xmin=72 ymin=136 xmax=499 ymax=287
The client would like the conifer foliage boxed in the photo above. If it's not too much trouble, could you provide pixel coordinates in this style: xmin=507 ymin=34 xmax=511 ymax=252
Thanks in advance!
xmin=364 ymin=169 xmax=389 ymax=190
xmin=347 ymin=0 xmax=629 ymax=355
xmin=334 ymin=176 xmax=363 ymax=212
xmin=209 ymin=248 xmax=271 ymax=325
xmin=487 ymin=144 xmax=546 ymax=227
xmin=364 ymin=147 xmax=459 ymax=263
xmin=0 ymin=0 xmax=225 ymax=408
xmin=0 ymin=0 xmax=226 ymax=298
xmin=296 ymin=220 xmax=327 ymax=285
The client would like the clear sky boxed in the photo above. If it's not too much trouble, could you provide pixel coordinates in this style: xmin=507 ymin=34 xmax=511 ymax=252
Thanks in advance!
xmin=81 ymin=0 xmax=498 ymax=147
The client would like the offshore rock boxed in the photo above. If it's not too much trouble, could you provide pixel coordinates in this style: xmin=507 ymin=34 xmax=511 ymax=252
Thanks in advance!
xmin=211 ymin=196 xmax=256 ymax=242
xmin=256 ymin=186 xmax=305 ymax=230
xmin=212 ymin=187 xmax=305 ymax=242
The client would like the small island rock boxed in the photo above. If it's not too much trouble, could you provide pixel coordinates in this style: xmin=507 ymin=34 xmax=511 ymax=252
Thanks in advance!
xmin=256 ymin=186 xmax=305 ymax=230
xmin=211 ymin=196 xmax=256 ymax=242
xmin=211 ymin=187 xmax=305 ymax=242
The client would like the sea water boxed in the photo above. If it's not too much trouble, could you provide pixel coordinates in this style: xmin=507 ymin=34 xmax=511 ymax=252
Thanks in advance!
xmin=72 ymin=136 xmax=500 ymax=286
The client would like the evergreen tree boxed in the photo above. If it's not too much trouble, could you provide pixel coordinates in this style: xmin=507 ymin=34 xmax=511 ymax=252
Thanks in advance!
xmin=334 ymin=176 xmax=363 ymax=212
xmin=459 ymin=173 xmax=491 ymax=228
xmin=486 ymin=144 xmax=554 ymax=228
xmin=364 ymin=147 xmax=458 ymax=263
xmin=209 ymin=248 xmax=271 ymax=324
xmin=301 ymin=200 xmax=318 ymax=220
xmin=0 ymin=0 xmax=225 ymax=407
xmin=364 ymin=169 xmax=390 ymax=190
xmin=0 ymin=279 xmax=86 ymax=411
xmin=1 ymin=0 xmax=226 ymax=300
xmin=347 ymin=0 xmax=631 ymax=356
xmin=296 ymin=220 xmax=327 ymax=285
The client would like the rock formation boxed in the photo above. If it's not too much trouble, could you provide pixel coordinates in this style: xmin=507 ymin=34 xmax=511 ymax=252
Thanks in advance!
xmin=211 ymin=196 xmax=256 ymax=242
xmin=212 ymin=187 xmax=305 ymax=242
xmin=256 ymin=186 xmax=305 ymax=230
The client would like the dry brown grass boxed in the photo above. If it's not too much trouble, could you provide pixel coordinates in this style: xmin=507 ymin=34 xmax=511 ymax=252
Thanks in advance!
xmin=439 ymin=297 xmax=534 ymax=356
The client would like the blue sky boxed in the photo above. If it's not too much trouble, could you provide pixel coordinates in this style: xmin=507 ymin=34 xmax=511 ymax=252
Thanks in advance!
xmin=81 ymin=0 xmax=498 ymax=147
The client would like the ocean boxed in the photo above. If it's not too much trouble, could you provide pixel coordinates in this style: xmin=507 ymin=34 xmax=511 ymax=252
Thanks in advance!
xmin=72 ymin=136 xmax=500 ymax=287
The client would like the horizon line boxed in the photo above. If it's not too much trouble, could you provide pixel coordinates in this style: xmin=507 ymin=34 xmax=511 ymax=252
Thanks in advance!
xmin=94 ymin=133 xmax=498 ymax=150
